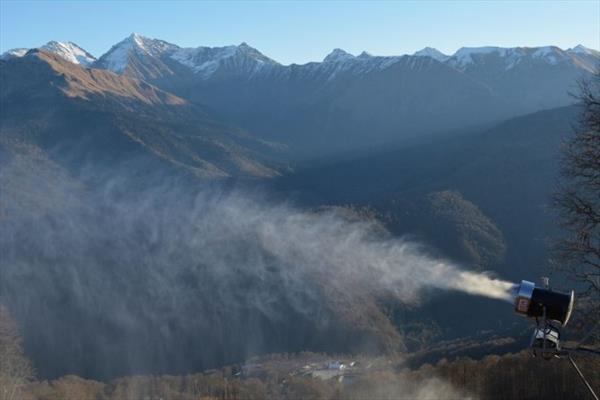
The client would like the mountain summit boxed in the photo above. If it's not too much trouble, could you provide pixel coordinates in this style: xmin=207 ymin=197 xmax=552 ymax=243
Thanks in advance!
xmin=40 ymin=41 xmax=96 ymax=66
xmin=323 ymin=48 xmax=355 ymax=63
xmin=1 ymin=41 xmax=96 ymax=66
xmin=413 ymin=47 xmax=449 ymax=62
xmin=93 ymin=33 xmax=178 ymax=75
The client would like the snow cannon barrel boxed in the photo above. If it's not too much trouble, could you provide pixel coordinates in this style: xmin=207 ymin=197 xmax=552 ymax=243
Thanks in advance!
xmin=514 ymin=280 xmax=574 ymax=326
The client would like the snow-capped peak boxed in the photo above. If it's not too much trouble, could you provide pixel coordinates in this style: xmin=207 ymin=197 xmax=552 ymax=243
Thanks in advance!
xmin=96 ymin=33 xmax=179 ymax=73
xmin=571 ymin=44 xmax=589 ymax=54
xmin=96 ymin=37 xmax=135 ymax=73
xmin=323 ymin=49 xmax=355 ymax=63
xmin=234 ymin=42 xmax=277 ymax=64
xmin=129 ymin=32 xmax=144 ymax=45
xmin=0 ymin=48 xmax=29 ymax=60
xmin=40 ymin=41 xmax=96 ymax=66
xmin=124 ymin=33 xmax=177 ymax=56
xmin=1 ymin=42 xmax=95 ymax=65
xmin=569 ymin=44 xmax=599 ymax=56
xmin=451 ymin=46 xmax=510 ymax=66
xmin=530 ymin=46 xmax=564 ymax=64
xmin=413 ymin=47 xmax=449 ymax=62
xmin=170 ymin=42 xmax=277 ymax=78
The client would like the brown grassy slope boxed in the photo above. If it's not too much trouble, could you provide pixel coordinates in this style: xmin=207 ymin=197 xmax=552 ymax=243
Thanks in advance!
xmin=0 ymin=51 xmax=281 ymax=179
xmin=3 ymin=50 xmax=185 ymax=106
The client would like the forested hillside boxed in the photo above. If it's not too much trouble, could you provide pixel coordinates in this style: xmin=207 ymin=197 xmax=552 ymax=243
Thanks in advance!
xmin=14 ymin=352 xmax=600 ymax=400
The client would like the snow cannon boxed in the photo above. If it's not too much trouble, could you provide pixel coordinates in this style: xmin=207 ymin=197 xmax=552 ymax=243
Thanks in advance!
xmin=514 ymin=280 xmax=574 ymax=326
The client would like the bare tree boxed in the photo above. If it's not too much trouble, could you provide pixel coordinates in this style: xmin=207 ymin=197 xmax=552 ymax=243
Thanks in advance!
xmin=554 ymin=72 xmax=600 ymax=314
xmin=0 ymin=305 xmax=34 ymax=400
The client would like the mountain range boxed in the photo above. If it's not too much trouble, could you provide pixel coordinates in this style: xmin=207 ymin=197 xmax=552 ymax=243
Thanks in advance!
xmin=3 ymin=34 xmax=598 ymax=158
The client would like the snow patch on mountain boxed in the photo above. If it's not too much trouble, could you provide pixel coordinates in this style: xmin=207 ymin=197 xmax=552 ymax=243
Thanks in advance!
xmin=323 ymin=49 xmax=356 ymax=63
xmin=413 ymin=47 xmax=449 ymax=62
xmin=170 ymin=42 xmax=278 ymax=78
xmin=129 ymin=33 xmax=178 ymax=57
xmin=1 ymin=42 xmax=95 ymax=65
xmin=98 ymin=40 xmax=133 ymax=73
xmin=171 ymin=45 xmax=237 ymax=75
xmin=531 ymin=46 xmax=563 ymax=65
xmin=40 ymin=41 xmax=96 ymax=66
xmin=447 ymin=46 xmax=585 ymax=70
xmin=451 ymin=47 xmax=509 ymax=67
xmin=1 ymin=48 xmax=28 ymax=59
xmin=569 ymin=44 xmax=600 ymax=57
xmin=97 ymin=33 xmax=178 ymax=73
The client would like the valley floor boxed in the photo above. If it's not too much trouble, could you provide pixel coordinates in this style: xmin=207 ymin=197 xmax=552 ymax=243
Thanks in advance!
xmin=18 ymin=351 xmax=600 ymax=400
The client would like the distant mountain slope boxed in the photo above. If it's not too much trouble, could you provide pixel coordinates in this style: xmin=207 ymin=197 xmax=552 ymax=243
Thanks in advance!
xmin=177 ymin=54 xmax=513 ymax=157
xmin=0 ymin=50 xmax=281 ymax=182
xmin=274 ymin=104 xmax=580 ymax=281
xmin=445 ymin=46 xmax=598 ymax=112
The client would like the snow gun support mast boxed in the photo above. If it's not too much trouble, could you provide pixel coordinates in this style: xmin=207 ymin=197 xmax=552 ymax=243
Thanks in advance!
xmin=513 ymin=278 xmax=599 ymax=400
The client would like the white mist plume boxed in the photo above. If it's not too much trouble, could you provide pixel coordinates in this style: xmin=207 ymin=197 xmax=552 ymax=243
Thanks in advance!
xmin=217 ymin=194 xmax=516 ymax=304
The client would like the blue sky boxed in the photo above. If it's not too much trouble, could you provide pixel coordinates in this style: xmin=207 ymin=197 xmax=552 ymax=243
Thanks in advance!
xmin=1 ymin=0 xmax=599 ymax=65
